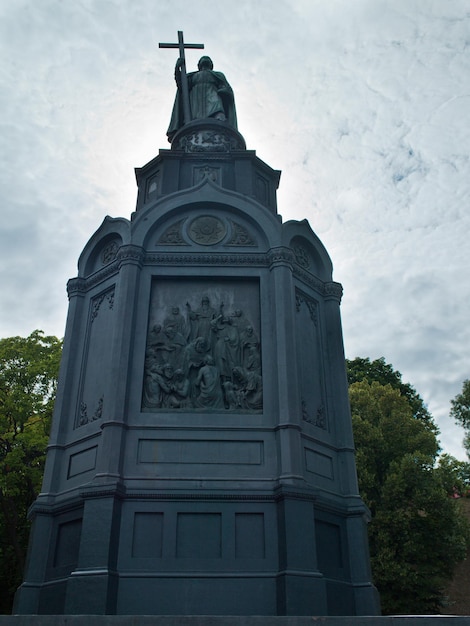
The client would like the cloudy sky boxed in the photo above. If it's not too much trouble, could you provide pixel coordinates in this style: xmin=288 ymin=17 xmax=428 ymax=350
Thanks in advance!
xmin=1 ymin=0 xmax=469 ymax=458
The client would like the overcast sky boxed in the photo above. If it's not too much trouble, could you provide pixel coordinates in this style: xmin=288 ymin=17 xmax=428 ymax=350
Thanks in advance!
xmin=1 ymin=0 xmax=469 ymax=459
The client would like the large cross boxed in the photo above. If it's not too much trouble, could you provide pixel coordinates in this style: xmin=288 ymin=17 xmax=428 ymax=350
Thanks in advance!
xmin=159 ymin=31 xmax=204 ymax=126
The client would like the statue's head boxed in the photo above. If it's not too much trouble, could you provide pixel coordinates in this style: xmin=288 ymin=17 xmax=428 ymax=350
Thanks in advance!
xmin=163 ymin=364 xmax=174 ymax=377
xmin=198 ymin=56 xmax=213 ymax=70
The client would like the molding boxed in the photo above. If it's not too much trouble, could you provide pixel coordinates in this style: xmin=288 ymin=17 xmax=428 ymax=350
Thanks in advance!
xmin=144 ymin=252 xmax=267 ymax=266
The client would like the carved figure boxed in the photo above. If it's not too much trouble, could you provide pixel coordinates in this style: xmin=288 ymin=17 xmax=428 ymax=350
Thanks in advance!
xmin=240 ymin=325 xmax=261 ymax=372
xmin=230 ymin=309 xmax=250 ymax=333
xmin=167 ymin=56 xmax=237 ymax=141
xmin=159 ymin=364 xmax=178 ymax=408
xmin=187 ymin=297 xmax=217 ymax=344
xmin=232 ymin=366 xmax=263 ymax=411
xmin=163 ymin=306 xmax=188 ymax=339
xmin=169 ymin=369 xmax=190 ymax=408
xmin=143 ymin=294 xmax=263 ymax=412
xmin=161 ymin=325 xmax=186 ymax=367
xmin=184 ymin=336 xmax=210 ymax=372
xmin=194 ymin=355 xmax=224 ymax=409
xmin=211 ymin=313 xmax=240 ymax=383
xmin=143 ymin=363 xmax=165 ymax=408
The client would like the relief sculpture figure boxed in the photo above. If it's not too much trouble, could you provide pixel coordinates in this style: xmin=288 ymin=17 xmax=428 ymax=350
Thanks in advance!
xmin=163 ymin=306 xmax=188 ymax=340
xmin=211 ymin=310 xmax=240 ymax=384
xmin=240 ymin=325 xmax=261 ymax=372
xmin=187 ymin=297 xmax=217 ymax=345
xmin=194 ymin=355 xmax=224 ymax=409
xmin=142 ymin=294 xmax=262 ymax=412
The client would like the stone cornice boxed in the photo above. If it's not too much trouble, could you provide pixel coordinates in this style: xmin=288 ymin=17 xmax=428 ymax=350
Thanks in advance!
xmin=144 ymin=252 xmax=267 ymax=267
xmin=67 ymin=263 xmax=120 ymax=297
xmin=67 ymin=246 xmax=340 ymax=300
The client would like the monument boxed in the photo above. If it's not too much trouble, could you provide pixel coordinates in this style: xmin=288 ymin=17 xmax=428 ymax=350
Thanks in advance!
xmin=15 ymin=33 xmax=380 ymax=616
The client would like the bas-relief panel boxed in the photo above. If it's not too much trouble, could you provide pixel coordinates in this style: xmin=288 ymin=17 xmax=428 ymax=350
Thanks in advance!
xmin=142 ymin=278 xmax=262 ymax=412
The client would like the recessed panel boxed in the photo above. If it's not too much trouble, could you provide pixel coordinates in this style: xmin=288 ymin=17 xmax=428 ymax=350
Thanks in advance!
xmin=132 ymin=513 xmax=163 ymax=558
xmin=138 ymin=439 xmax=263 ymax=465
xmin=68 ymin=445 xmax=97 ymax=478
xmin=235 ymin=513 xmax=265 ymax=559
xmin=176 ymin=513 xmax=221 ymax=558
xmin=142 ymin=278 xmax=262 ymax=413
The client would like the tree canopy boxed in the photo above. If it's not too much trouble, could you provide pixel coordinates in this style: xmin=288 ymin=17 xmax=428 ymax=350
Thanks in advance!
xmin=347 ymin=356 xmax=437 ymax=432
xmin=347 ymin=358 xmax=470 ymax=615
xmin=0 ymin=330 xmax=62 ymax=613
xmin=450 ymin=379 xmax=470 ymax=458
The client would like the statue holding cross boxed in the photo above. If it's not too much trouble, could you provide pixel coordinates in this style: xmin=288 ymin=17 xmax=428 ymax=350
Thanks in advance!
xmin=159 ymin=31 xmax=237 ymax=142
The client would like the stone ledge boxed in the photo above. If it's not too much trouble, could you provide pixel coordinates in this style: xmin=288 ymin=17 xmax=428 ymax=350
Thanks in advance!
xmin=1 ymin=617 xmax=470 ymax=626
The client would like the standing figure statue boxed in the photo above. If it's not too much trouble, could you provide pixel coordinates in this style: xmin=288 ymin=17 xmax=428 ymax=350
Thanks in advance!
xmin=167 ymin=56 xmax=237 ymax=141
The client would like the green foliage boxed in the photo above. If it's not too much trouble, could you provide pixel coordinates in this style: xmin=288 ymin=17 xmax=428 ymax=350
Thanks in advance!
xmin=0 ymin=330 xmax=62 ymax=613
xmin=450 ymin=380 xmax=470 ymax=458
xmin=348 ymin=366 xmax=470 ymax=615
xmin=436 ymin=453 xmax=470 ymax=497
xmin=347 ymin=356 xmax=438 ymax=433
xmin=451 ymin=379 xmax=470 ymax=428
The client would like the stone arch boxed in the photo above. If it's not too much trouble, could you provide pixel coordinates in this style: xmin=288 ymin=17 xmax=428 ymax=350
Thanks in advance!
xmin=78 ymin=217 xmax=130 ymax=278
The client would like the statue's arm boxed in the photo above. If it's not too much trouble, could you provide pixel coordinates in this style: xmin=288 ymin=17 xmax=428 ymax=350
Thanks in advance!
xmin=214 ymin=72 xmax=234 ymax=97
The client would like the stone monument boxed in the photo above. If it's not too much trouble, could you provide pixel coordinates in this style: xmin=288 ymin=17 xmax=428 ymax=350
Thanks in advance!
xmin=15 ymin=33 xmax=380 ymax=616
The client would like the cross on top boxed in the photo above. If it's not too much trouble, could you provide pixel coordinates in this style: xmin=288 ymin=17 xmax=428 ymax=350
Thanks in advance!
xmin=159 ymin=31 xmax=204 ymax=125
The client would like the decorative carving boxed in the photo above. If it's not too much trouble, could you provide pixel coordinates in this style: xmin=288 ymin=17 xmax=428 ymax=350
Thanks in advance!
xmin=296 ymin=291 xmax=318 ymax=326
xmin=267 ymin=247 xmax=296 ymax=268
xmin=142 ymin=296 xmax=262 ymax=412
xmin=68 ymin=249 xmax=338 ymax=301
xmin=324 ymin=281 xmax=344 ymax=303
xmin=227 ymin=220 xmax=256 ymax=246
xmin=79 ymin=396 xmax=103 ymax=426
xmin=188 ymin=216 xmax=226 ymax=245
xmin=116 ymin=245 xmax=145 ymax=266
xmin=224 ymin=367 xmax=263 ymax=411
xmin=293 ymin=245 xmax=310 ymax=269
xmin=194 ymin=165 xmax=220 ymax=184
xmin=101 ymin=241 xmax=119 ymax=265
xmin=67 ymin=277 xmax=87 ymax=297
xmin=302 ymin=400 xmax=326 ymax=429
xmin=177 ymin=130 xmax=243 ymax=153
xmin=145 ymin=252 xmax=266 ymax=266
xmin=91 ymin=289 xmax=115 ymax=322
xmin=158 ymin=219 xmax=187 ymax=245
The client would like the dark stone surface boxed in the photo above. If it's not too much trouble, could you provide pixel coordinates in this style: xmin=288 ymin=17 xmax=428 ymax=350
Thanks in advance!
xmin=3 ymin=616 xmax=470 ymax=625
xmin=15 ymin=121 xmax=379 ymax=616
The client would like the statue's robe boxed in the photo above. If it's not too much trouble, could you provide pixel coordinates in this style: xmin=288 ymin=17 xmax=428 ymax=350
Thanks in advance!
xmin=167 ymin=68 xmax=237 ymax=140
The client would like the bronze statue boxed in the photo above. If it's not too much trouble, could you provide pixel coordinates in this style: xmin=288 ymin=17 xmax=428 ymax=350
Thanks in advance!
xmin=167 ymin=56 xmax=237 ymax=141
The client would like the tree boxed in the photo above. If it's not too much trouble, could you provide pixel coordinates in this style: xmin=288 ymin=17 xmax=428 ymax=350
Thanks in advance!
xmin=450 ymin=379 xmax=470 ymax=458
xmin=348 ymin=362 xmax=470 ymax=615
xmin=347 ymin=356 xmax=437 ymax=432
xmin=436 ymin=453 xmax=470 ymax=498
xmin=0 ymin=330 xmax=62 ymax=613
